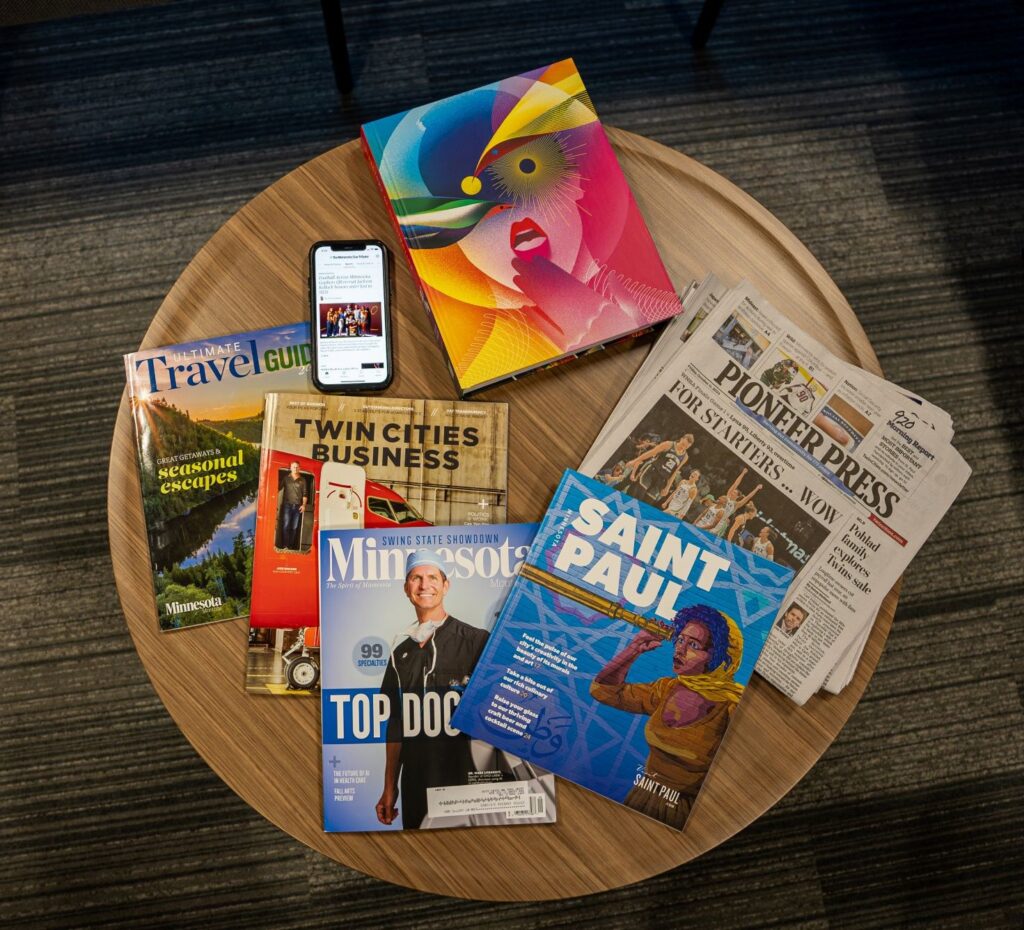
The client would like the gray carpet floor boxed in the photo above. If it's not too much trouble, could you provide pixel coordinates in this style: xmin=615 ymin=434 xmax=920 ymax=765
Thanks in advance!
xmin=1 ymin=0 xmax=1022 ymax=926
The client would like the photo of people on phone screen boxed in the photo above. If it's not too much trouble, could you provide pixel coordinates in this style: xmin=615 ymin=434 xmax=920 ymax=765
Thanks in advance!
xmin=319 ymin=302 xmax=382 ymax=338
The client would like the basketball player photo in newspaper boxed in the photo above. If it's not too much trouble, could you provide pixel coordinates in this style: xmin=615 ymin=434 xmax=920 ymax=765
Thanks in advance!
xmin=583 ymin=280 xmax=970 ymax=704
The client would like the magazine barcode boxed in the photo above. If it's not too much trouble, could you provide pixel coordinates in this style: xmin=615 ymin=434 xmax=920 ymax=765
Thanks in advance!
xmin=507 ymin=794 xmax=546 ymax=819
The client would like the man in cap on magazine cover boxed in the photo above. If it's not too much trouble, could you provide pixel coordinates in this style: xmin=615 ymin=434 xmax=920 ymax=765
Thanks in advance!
xmin=376 ymin=549 xmax=489 ymax=829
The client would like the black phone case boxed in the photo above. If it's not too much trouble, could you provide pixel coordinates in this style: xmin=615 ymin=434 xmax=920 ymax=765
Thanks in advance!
xmin=309 ymin=240 xmax=394 ymax=393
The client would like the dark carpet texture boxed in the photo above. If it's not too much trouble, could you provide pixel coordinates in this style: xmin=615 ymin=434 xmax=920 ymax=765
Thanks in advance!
xmin=1 ymin=0 xmax=1022 ymax=927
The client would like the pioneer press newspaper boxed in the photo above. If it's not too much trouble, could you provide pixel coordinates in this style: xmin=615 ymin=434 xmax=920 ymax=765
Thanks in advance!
xmin=581 ymin=278 xmax=970 ymax=704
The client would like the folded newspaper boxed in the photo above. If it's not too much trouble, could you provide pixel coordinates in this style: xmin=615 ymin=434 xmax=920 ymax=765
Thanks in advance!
xmin=580 ymin=275 xmax=970 ymax=704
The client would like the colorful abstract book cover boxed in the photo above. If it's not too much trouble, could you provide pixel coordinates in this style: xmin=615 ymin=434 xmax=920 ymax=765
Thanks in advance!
xmin=361 ymin=58 xmax=682 ymax=395
xmin=123 ymin=324 xmax=312 ymax=632
xmin=245 ymin=392 xmax=509 ymax=696
xmin=319 ymin=525 xmax=556 ymax=832
xmin=452 ymin=470 xmax=795 ymax=830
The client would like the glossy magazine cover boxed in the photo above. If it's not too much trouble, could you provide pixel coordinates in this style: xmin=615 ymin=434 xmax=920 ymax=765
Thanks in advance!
xmin=123 ymin=323 xmax=312 ymax=631
xmin=319 ymin=525 xmax=556 ymax=832
xmin=452 ymin=470 xmax=795 ymax=830
xmin=361 ymin=58 xmax=682 ymax=395
xmin=245 ymin=393 xmax=509 ymax=696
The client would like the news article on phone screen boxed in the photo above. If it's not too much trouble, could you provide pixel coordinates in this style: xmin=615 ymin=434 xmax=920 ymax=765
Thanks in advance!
xmin=310 ymin=241 xmax=393 ymax=391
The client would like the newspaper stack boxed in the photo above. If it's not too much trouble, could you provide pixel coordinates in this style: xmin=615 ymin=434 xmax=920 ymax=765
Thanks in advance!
xmin=580 ymin=274 xmax=970 ymax=705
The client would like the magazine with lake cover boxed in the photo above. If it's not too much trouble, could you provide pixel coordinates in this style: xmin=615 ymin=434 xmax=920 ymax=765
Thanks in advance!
xmin=245 ymin=392 xmax=509 ymax=696
xmin=452 ymin=470 xmax=794 ymax=830
xmin=123 ymin=323 xmax=313 ymax=632
xmin=319 ymin=524 xmax=556 ymax=832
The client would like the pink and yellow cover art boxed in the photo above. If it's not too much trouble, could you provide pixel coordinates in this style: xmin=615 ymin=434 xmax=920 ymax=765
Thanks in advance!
xmin=361 ymin=58 xmax=682 ymax=395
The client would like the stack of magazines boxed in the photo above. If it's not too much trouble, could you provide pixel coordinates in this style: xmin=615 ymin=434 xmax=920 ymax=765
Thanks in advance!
xmin=578 ymin=274 xmax=971 ymax=703
xmin=122 ymin=54 xmax=971 ymax=837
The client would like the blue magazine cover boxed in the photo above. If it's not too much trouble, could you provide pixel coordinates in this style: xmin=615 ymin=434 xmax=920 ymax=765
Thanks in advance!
xmin=452 ymin=470 xmax=795 ymax=830
xmin=319 ymin=524 xmax=557 ymax=832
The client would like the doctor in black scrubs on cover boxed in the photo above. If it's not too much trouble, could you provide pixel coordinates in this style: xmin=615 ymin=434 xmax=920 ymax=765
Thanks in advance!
xmin=375 ymin=549 xmax=488 ymax=829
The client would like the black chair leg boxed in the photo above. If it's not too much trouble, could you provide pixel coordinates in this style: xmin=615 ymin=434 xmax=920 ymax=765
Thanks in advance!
xmin=320 ymin=0 xmax=353 ymax=95
xmin=692 ymin=0 xmax=726 ymax=48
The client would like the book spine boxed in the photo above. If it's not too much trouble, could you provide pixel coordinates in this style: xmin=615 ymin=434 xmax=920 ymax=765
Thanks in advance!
xmin=359 ymin=127 xmax=465 ymax=396
xmin=124 ymin=352 xmax=169 ymax=628
xmin=257 ymin=393 xmax=277 ymax=502
xmin=123 ymin=354 xmax=144 ymax=467
xmin=248 ymin=393 xmax=278 ymax=632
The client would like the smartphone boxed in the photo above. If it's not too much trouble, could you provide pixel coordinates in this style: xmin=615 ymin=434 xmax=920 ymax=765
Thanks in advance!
xmin=309 ymin=240 xmax=393 ymax=392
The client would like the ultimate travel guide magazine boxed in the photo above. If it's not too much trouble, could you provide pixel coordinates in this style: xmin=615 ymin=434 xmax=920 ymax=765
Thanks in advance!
xmin=453 ymin=470 xmax=794 ymax=830
xmin=124 ymin=324 xmax=312 ymax=632
xmin=319 ymin=525 xmax=556 ymax=832
xmin=245 ymin=392 xmax=510 ymax=696
xmin=361 ymin=57 xmax=683 ymax=396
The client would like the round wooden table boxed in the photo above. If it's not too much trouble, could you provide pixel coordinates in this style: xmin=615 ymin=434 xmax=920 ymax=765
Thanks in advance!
xmin=108 ymin=128 xmax=898 ymax=901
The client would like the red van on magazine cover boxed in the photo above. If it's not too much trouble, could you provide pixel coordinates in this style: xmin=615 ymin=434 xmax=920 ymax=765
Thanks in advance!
xmin=249 ymin=450 xmax=432 ymax=633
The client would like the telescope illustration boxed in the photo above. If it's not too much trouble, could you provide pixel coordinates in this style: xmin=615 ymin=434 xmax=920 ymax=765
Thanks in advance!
xmin=518 ymin=562 xmax=674 ymax=640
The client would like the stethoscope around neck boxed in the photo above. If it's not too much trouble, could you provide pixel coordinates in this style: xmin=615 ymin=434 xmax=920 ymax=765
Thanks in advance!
xmin=388 ymin=616 xmax=447 ymax=691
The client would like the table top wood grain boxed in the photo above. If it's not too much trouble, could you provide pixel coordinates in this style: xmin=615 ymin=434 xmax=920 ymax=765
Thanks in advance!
xmin=107 ymin=127 xmax=897 ymax=901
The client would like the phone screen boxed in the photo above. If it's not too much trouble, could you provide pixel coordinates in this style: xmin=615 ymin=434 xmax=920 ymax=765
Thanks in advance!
xmin=312 ymin=243 xmax=389 ymax=387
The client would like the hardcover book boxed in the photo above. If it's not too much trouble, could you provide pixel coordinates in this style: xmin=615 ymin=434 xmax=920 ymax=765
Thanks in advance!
xmin=123 ymin=324 xmax=312 ymax=632
xmin=452 ymin=470 xmax=795 ymax=830
xmin=245 ymin=392 xmax=509 ymax=696
xmin=319 ymin=525 xmax=556 ymax=832
xmin=360 ymin=58 xmax=683 ymax=396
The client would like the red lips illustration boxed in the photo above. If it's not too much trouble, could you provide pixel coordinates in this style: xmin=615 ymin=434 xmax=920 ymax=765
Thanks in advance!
xmin=510 ymin=217 xmax=551 ymax=262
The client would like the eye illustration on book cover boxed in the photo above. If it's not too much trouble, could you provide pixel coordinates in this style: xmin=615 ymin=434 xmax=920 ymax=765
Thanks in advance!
xmin=362 ymin=58 xmax=682 ymax=393
xmin=452 ymin=470 xmax=795 ymax=830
